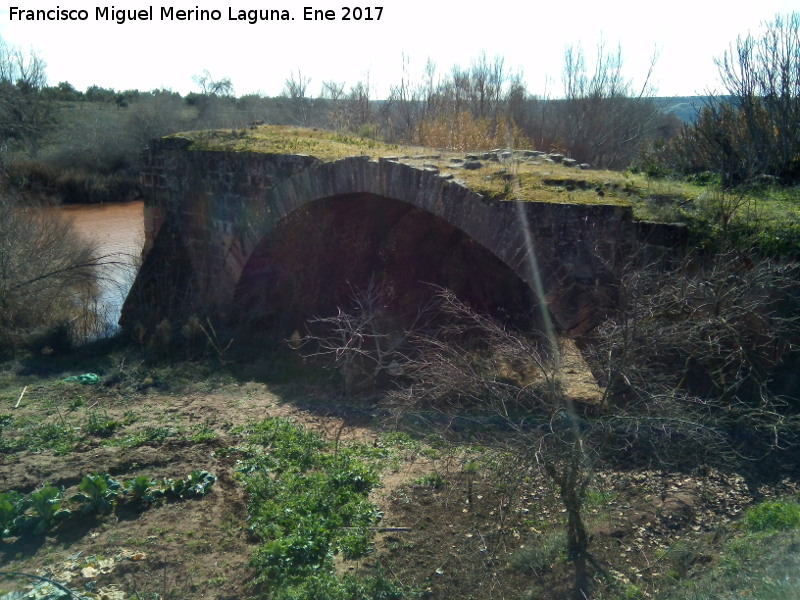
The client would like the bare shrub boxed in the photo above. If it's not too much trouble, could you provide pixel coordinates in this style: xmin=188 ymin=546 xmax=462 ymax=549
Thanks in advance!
xmin=303 ymin=276 xmax=798 ymax=597
xmin=302 ymin=279 xmax=433 ymax=395
xmin=583 ymin=248 xmax=800 ymax=466
xmin=587 ymin=250 xmax=798 ymax=406
xmin=302 ymin=285 xmax=597 ymax=596
xmin=0 ymin=193 xmax=105 ymax=353
xmin=660 ymin=12 xmax=800 ymax=184
xmin=550 ymin=42 xmax=660 ymax=168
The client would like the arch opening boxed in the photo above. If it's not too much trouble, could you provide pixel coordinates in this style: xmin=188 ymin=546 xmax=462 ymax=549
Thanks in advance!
xmin=232 ymin=194 xmax=543 ymax=338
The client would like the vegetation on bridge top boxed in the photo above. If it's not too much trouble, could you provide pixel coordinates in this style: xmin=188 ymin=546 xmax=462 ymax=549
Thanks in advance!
xmin=172 ymin=125 xmax=638 ymax=207
xmin=173 ymin=125 xmax=800 ymax=257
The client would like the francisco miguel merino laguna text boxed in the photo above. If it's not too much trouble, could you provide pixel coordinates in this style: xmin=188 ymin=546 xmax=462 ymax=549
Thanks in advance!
xmin=8 ymin=6 xmax=301 ymax=25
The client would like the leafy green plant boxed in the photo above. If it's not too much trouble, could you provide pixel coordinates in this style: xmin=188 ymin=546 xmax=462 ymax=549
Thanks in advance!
xmin=161 ymin=470 xmax=216 ymax=500
xmin=109 ymin=425 xmax=177 ymax=447
xmin=70 ymin=473 xmax=121 ymax=515
xmin=188 ymin=422 xmax=219 ymax=443
xmin=413 ymin=473 xmax=448 ymax=490
xmin=236 ymin=417 xmax=325 ymax=472
xmin=0 ymin=490 xmax=29 ymax=538
xmin=27 ymin=421 xmax=78 ymax=455
xmin=20 ymin=484 xmax=70 ymax=535
xmin=239 ymin=418 xmax=384 ymax=592
xmin=83 ymin=411 xmax=122 ymax=437
xmin=123 ymin=475 xmax=161 ymax=505
xmin=68 ymin=396 xmax=86 ymax=411
xmin=744 ymin=499 xmax=800 ymax=532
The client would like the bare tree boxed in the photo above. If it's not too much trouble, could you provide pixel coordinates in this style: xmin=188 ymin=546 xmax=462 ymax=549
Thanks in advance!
xmin=553 ymin=42 xmax=660 ymax=168
xmin=384 ymin=54 xmax=420 ymax=141
xmin=327 ymin=76 xmax=374 ymax=134
xmin=281 ymin=70 xmax=312 ymax=125
xmin=191 ymin=69 xmax=234 ymax=97
xmin=0 ymin=37 xmax=54 ymax=153
xmin=320 ymin=80 xmax=345 ymax=102
xmin=661 ymin=12 xmax=800 ymax=184
xmin=716 ymin=12 xmax=800 ymax=182
xmin=186 ymin=70 xmax=235 ymax=126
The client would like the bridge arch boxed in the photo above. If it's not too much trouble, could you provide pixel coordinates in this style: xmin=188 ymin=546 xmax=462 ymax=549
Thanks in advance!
xmin=123 ymin=145 xmax=637 ymax=337
xmin=225 ymin=157 xmax=552 ymax=332
xmin=232 ymin=191 xmax=539 ymax=333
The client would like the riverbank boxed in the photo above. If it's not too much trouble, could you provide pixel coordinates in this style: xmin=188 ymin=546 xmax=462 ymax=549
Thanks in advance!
xmin=6 ymin=159 xmax=142 ymax=205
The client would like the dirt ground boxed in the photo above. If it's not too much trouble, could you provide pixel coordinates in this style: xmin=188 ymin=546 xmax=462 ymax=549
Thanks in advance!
xmin=1 ymin=357 xmax=797 ymax=600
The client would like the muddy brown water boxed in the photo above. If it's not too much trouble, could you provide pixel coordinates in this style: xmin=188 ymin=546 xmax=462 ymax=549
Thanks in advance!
xmin=59 ymin=201 xmax=144 ymax=332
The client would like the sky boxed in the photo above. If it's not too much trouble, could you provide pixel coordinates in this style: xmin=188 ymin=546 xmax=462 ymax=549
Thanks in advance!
xmin=0 ymin=0 xmax=798 ymax=99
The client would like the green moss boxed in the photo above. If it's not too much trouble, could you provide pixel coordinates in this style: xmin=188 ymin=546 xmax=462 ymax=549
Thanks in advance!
xmin=168 ymin=127 xmax=800 ymax=258
xmin=170 ymin=125 xmax=635 ymax=207
xmin=173 ymin=125 xmax=403 ymax=160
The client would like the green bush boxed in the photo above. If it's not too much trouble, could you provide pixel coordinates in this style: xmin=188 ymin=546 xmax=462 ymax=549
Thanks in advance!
xmin=509 ymin=530 xmax=565 ymax=574
xmin=413 ymin=472 xmax=448 ymax=490
xmin=744 ymin=500 xmax=800 ymax=532
xmin=271 ymin=572 xmax=412 ymax=600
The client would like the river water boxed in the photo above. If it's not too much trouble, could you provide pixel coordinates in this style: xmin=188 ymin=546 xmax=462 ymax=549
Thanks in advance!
xmin=59 ymin=201 xmax=145 ymax=333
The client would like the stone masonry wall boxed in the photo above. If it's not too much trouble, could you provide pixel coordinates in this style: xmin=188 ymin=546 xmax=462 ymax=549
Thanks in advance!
xmin=123 ymin=139 xmax=685 ymax=336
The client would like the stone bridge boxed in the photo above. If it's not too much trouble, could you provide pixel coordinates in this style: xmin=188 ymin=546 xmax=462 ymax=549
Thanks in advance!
xmin=121 ymin=137 xmax=682 ymax=339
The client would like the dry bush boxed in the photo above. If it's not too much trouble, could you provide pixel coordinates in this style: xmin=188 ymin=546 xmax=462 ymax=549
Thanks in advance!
xmin=302 ymin=279 xmax=434 ymax=395
xmin=587 ymin=250 xmax=798 ymax=406
xmin=415 ymin=111 xmax=530 ymax=151
xmin=301 ymin=261 xmax=799 ymax=597
xmin=583 ymin=248 xmax=800 ymax=466
xmin=0 ymin=193 xmax=104 ymax=353
xmin=302 ymin=284 xmax=596 ymax=596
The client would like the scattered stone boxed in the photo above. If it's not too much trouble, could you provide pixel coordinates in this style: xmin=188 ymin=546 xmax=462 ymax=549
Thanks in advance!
xmin=563 ymin=158 xmax=578 ymax=168
xmin=579 ymin=163 xmax=591 ymax=170
xmin=501 ymin=151 xmax=513 ymax=160
xmin=380 ymin=156 xmax=399 ymax=162
xmin=449 ymin=158 xmax=464 ymax=164
xmin=549 ymin=153 xmax=565 ymax=163
xmin=465 ymin=153 xmax=481 ymax=160
xmin=462 ymin=160 xmax=483 ymax=170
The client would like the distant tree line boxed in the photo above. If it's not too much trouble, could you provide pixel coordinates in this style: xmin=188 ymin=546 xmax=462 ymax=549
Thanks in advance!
xmin=2 ymin=12 xmax=799 ymax=203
